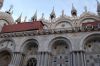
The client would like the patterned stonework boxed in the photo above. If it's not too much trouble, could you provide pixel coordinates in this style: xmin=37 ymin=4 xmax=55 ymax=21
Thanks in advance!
xmin=0 ymin=0 xmax=100 ymax=66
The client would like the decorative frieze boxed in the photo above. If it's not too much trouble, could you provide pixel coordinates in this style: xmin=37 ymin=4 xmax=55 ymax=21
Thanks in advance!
xmin=0 ymin=26 xmax=100 ymax=38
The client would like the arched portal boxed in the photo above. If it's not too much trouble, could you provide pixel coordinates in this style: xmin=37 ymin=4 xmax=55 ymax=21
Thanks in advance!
xmin=0 ymin=51 xmax=11 ymax=66
xmin=49 ymin=37 xmax=71 ymax=66
xmin=22 ymin=39 xmax=39 ymax=55
xmin=27 ymin=58 xmax=37 ymax=66
xmin=52 ymin=40 xmax=70 ymax=55
xmin=22 ymin=39 xmax=39 ymax=66
xmin=83 ymin=34 xmax=100 ymax=66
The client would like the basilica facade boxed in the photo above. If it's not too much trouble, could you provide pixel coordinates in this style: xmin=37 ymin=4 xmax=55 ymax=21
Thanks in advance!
xmin=0 ymin=0 xmax=100 ymax=66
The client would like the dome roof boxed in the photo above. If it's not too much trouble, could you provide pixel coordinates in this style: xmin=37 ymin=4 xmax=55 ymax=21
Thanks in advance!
xmin=0 ymin=11 xmax=14 ymax=24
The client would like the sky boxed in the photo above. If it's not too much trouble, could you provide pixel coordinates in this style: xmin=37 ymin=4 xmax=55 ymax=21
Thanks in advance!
xmin=1 ymin=0 xmax=100 ymax=21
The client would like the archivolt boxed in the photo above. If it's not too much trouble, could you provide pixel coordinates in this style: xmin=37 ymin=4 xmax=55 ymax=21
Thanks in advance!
xmin=0 ymin=38 xmax=16 ymax=52
xmin=48 ymin=37 xmax=72 ymax=52
xmin=20 ymin=39 xmax=39 ymax=53
xmin=80 ymin=32 xmax=100 ymax=50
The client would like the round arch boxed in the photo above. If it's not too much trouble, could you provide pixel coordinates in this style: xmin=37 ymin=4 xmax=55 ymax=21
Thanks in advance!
xmin=80 ymin=32 xmax=100 ymax=50
xmin=0 ymin=11 xmax=14 ymax=24
xmin=0 ymin=50 xmax=12 ymax=66
xmin=48 ymin=37 xmax=72 ymax=52
xmin=54 ymin=21 xmax=73 ymax=30
xmin=20 ymin=39 xmax=39 ymax=54
xmin=0 ymin=38 xmax=16 ymax=52
xmin=80 ymin=33 xmax=100 ymax=66
xmin=0 ymin=19 xmax=10 ymax=24
xmin=55 ymin=16 xmax=73 ymax=23
xmin=78 ymin=17 xmax=97 ymax=26
xmin=0 ymin=38 xmax=15 ymax=43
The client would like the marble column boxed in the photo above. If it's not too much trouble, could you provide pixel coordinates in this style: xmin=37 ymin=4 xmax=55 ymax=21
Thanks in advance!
xmin=37 ymin=52 xmax=51 ymax=66
xmin=8 ymin=52 xmax=24 ymax=66
xmin=70 ymin=51 xmax=86 ymax=66
xmin=37 ymin=52 xmax=41 ymax=66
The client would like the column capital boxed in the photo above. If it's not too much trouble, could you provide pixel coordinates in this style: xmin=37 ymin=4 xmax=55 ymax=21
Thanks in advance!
xmin=38 ymin=51 xmax=52 ymax=55
xmin=70 ymin=50 xmax=85 ymax=53
xmin=12 ymin=52 xmax=25 ymax=56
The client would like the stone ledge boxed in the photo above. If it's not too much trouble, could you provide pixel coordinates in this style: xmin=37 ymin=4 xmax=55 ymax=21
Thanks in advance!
xmin=0 ymin=27 xmax=100 ymax=38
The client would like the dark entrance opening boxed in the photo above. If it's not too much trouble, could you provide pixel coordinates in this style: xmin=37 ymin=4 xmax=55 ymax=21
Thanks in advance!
xmin=27 ymin=58 xmax=37 ymax=66
xmin=0 ymin=51 xmax=11 ymax=66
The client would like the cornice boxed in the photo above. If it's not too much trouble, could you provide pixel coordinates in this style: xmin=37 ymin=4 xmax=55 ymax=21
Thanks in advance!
xmin=0 ymin=27 xmax=100 ymax=38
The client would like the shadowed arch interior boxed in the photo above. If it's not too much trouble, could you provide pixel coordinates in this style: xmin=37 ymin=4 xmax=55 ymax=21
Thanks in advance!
xmin=49 ymin=37 xmax=71 ymax=52
xmin=82 ymin=34 xmax=100 ymax=66
xmin=55 ymin=21 xmax=73 ymax=30
xmin=83 ymin=34 xmax=100 ymax=53
xmin=79 ymin=17 xmax=97 ymax=26
xmin=27 ymin=58 xmax=37 ymax=66
xmin=0 ymin=51 xmax=11 ymax=66
xmin=22 ymin=39 xmax=39 ymax=66
xmin=52 ymin=40 xmax=70 ymax=55
xmin=23 ymin=39 xmax=39 ymax=55
xmin=49 ymin=37 xmax=71 ymax=66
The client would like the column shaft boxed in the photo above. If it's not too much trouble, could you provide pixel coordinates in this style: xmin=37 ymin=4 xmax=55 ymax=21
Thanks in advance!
xmin=71 ymin=51 xmax=85 ymax=66
xmin=37 ymin=52 xmax=41 ymax=66
xmin=37 ymin=52 xmax=51 ymax=66
xmin=9 ymin=52 xmax=24 ymax=66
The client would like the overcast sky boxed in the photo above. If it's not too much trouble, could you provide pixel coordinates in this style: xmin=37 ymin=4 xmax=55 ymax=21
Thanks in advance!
xmin=1 ymin=0 xmax=100 ymax=21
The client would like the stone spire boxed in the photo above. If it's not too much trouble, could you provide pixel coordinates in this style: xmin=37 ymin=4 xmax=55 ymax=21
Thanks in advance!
xmin=40 ymin=13 xmax=44 ymax=20
xmin=32 ymin=11 xmax=37 ymax=21
xmin=96 ymin=0 xmax=100 ymax=16
xmin=62 ymin=10 xmax=65 ymax=16
xmin=24 ymin=16 xmax=27 ymax=22
xmin=50 ymin=7 xmax=56 ymax=20
xmin=84 ymin=6 xmax=87 ymax=12
xmin=42 ymin=13 xmax=44 ymax=19
xmin=0 ymin=0 xmax=4 ymax=9
xmin=71 ymin=4 xmax=77 ymax=16
xmin=16 ymin=13 xmax=22 ymax=23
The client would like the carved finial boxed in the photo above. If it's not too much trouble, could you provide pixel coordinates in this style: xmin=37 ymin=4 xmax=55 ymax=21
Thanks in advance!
xmin=52 ymin=6 xmax=55 ymax=13
xmin=71 ymin=3 xmax=77 ymax=16
xmin=40 ymin=13 xmax=45 ymax=21
xmin=72 ymin=3 xmax=75 ymax=10
xmin=11 ymin=10 xmax=13 ymax=15
xmin=50 ymin=7 xmax=56 ymax=20
xmin=32 ymin=11 xmax=37 ymax=21
xmin=41 ymin=13 xmax=44 ymax=20
xmin=41 ymin=13 xmax=44 ymax=19
xmin=62 ymin=10 xmax=65 ymax=16
xmin=96 ymin=0 xmax=100 ymax=5
xmin=16 ymin=13 xmax=22 ymax=23
xmin=9 ymin=5 xmax=13 ymax=11
xmin=84 ymin=6 xmax=87 ymax=12
xmin=96 ymin=0 xmax=100 ymax=16
xmin=24 ymin=16 xmax=27 ymax=22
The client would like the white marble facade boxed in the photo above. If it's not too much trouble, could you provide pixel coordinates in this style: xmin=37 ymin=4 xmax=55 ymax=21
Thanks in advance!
xmin=0 ymin=0 xmax=100 ymax=66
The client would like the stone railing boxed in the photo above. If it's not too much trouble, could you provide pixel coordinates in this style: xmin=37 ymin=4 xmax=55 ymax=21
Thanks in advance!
xmin=0 ymin=26 xmax=100 ymax=38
